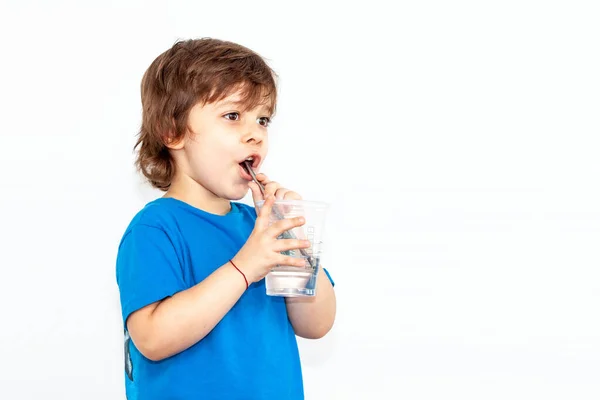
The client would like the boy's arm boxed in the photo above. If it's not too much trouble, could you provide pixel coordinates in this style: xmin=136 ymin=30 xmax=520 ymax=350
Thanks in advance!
xmin=126 ymin=261 xmax=246 ymax=362
xmin=285 ymin=266 xmax=336 ymax=339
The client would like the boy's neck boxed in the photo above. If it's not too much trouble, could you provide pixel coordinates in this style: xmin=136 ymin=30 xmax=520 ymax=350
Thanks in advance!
xmin=164 ymin=174 xmax=231 ymax=216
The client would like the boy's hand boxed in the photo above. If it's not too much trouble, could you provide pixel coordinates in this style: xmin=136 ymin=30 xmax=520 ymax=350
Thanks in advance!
xmin=231 ymin=195 xmax=310 ymax=284
xmin=248 ymin=173 xmax=302 ymax=208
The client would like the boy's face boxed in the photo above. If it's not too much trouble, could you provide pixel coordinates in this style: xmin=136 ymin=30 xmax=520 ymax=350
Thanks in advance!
xmin=169 ymin=89 xmax=271 ymax=202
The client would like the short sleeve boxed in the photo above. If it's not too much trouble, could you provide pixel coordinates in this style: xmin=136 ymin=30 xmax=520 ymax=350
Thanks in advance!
xmin=323 ymin=268 xmax=335 ymax=287
xmin=116 ymin=224 xmax=186 ymax=324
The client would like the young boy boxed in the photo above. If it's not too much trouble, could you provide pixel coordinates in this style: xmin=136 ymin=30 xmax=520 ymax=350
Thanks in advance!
xmin=115 ymin=38 xmax=336 ymax=400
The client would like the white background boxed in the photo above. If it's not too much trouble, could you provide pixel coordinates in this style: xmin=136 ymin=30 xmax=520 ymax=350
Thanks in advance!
xmin=1 ymin=0 xmax=599 ymax=399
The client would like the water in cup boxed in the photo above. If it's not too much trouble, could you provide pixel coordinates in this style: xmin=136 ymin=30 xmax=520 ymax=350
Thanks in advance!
xmin=256 ymin=199 xmax=329 ymax=297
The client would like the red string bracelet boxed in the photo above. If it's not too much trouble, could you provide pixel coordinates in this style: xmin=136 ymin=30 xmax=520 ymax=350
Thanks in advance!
xmin=229 ymin=259 xmax=248 ymax=290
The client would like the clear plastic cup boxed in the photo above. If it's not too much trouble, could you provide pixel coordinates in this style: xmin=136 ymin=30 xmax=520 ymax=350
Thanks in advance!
xmin=255 ymin=199 xmax=329 ymax=297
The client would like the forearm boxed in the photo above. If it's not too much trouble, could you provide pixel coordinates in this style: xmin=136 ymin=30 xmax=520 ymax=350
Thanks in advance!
xmin=131 ymin=261 xmax=246 ymax=361
xmin=285 ymin=267 xmax=336 ymax=339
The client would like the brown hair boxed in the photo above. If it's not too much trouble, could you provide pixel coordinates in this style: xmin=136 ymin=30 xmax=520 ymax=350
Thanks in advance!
xmin=134 ymin=38 xmax=278 ymax=190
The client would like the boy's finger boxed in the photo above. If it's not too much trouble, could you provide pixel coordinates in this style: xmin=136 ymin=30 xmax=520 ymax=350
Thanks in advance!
xmin=263 ymin=181 xmax=280 ymax=198
xmin=248 ymin=181 xmax=264 ymax=205
xmin=275 ymin=188 xmax=289 ymax=200
xmin=257 ymin=194 xmax=275 ymax=221
xmin=255 ymin=173 xmax=269 ymax=183
xmin=269 ymin=215 xmax=305 ymax=238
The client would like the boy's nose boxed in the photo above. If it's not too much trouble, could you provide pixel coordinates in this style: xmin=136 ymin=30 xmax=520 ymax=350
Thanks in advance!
xmin=241 ymin=126 xmax=265 ymax=145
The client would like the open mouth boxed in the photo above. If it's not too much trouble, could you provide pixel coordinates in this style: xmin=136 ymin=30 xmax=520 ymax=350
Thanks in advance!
xmin=239 ymin=154 xmax=261 ymax=170
xmin=239 ymin=154 xmax=261 ymax=181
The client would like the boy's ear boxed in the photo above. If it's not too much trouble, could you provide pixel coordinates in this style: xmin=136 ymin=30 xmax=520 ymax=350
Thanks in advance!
xmin=164 ymin=119 xmax=185 ymax=150
xmin=163 ymin=134 xmax=185 ymax=150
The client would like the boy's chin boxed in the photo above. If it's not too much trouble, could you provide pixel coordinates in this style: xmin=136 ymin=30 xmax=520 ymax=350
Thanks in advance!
xmin=223 ymin=187 xmax=249 ymax=201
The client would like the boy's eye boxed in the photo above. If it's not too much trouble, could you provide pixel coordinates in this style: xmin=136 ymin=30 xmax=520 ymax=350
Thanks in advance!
xmin=257 ymin=117 xmax=271 ymax=127
xmin=224 ymin=112 xmax=240 ymax=121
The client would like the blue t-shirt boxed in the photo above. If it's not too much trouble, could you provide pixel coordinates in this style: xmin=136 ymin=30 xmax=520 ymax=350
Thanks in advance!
xmin=116 ymin=197 xmax=332 ymax=400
